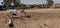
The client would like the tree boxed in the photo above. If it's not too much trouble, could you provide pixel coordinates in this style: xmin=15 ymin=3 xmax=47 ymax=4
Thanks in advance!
xmin=46 ymin=0 xmax=54 ymax=8
xmin=3 ymin=0 xmax=21 ymax=9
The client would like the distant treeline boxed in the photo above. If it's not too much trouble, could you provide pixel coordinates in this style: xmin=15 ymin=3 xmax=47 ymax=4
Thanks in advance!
xmin=0 ymin=0 xmax=54 ymax=9
xmin=15 ymin=4 xmax=53 ymax=9
xmin=16 ymin=0 xmax=54 ymax=9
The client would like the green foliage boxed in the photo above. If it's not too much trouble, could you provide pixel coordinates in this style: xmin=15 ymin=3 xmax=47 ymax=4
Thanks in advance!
xmin=3 ymin=0 xmax=21 ymax=9
xmin=47 ymin=0 xmax=54 ymax=7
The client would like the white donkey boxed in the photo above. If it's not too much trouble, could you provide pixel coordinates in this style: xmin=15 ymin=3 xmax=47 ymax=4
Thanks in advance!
xmin=6 ymin=9 xmax=16 ymax=27
xmin=7 ymin=9 xmax=17 ymax=16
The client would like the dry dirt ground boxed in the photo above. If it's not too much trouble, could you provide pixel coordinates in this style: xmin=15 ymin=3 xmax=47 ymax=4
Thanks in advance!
xmin=0 ymin=8 xmax=60 ymax=28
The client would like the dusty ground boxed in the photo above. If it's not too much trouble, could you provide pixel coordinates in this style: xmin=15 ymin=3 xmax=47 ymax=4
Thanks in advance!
xmin=0 ymin=9 xmax=60 ymax=28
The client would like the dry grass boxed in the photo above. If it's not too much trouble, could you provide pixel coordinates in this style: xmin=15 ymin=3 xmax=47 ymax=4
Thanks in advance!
xmin=0 ymin=9 xmax=60 ymax=28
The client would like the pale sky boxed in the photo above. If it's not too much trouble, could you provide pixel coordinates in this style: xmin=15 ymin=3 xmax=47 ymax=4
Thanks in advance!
xmin=0 ymin=0 xmax=60 ymax=5
xmin=21 ymin=0 xmax=47 ymax=4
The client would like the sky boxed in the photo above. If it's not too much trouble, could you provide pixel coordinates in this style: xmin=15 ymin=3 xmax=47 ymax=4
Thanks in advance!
xmin=0 ymin=0 xmax=60 ymax=5
xmin=21 ymin=0 xmax=47 ymax=4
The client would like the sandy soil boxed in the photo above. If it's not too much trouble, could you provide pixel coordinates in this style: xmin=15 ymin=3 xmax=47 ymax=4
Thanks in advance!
xmin=0 ymin=9 xmax=60 ymax=28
